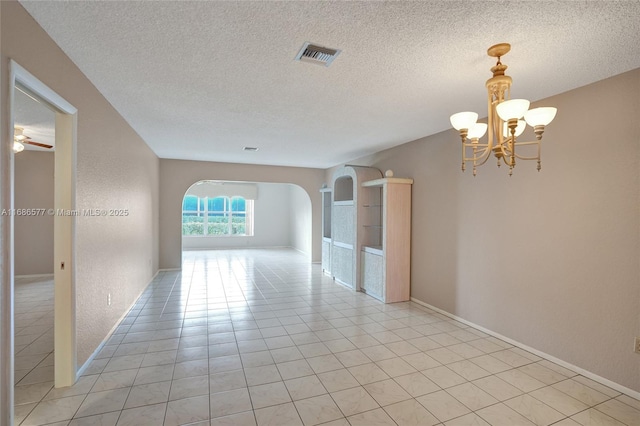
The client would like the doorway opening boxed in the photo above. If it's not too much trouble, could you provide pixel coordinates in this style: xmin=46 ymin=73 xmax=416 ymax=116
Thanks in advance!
xmin=2 ymin=60 xmax=78 ymax=424
xmin=180 ymin=181 xmax=312 ymax=257
xmin=12 ymin=82 xmax=56 ymax=415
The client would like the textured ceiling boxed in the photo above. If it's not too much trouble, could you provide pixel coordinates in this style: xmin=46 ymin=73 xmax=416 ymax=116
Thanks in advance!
xmin=18 ymin=1 xmax=640 ymax=168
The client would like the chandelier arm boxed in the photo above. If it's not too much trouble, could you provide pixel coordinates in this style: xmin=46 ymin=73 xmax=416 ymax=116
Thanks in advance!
xmin=511 ymin=140 xmax=541 ymax=161
xmin=463 ymin=144 xmax=492 ymax=166
xmin=497 ymin=137 xmax=512 ymax=162
xmin=512 ymin=140 xmax=540 ymax=146
xmin=463 ymin=143 xmax=490 ymax=155
xmin=512 ymin=154 xmax=540 ymax=161
xmin=459 ymin=131 xmax=469 ymax=171
xmin=538 ymin=142 xmax=542 ymax=171
xmin=501 ymin=141 xmax=512 ymax=155
xmin=464 ymin=142 xmax=490 ymax=147
xmin=472 ymin=147 xmax=495 ymax=167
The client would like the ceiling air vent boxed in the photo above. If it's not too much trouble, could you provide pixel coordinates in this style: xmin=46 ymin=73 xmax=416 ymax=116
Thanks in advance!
xmin=243 ymin=147 xmax=259 ymax=152
xmin=295 ymin=42 xmax=341 ymax=67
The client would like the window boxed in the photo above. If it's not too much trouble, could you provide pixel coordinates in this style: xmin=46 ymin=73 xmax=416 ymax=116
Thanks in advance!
xmin=182 ymin=195 xmax=253 ymax=236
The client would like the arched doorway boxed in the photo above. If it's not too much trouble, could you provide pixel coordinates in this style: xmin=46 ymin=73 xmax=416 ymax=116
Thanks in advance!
xmin=180 ymin=181 xmax=312 ymax=257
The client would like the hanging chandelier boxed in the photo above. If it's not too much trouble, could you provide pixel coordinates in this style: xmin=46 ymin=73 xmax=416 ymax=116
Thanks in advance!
xmin=450 ymin=43 xmax=557 ymax=176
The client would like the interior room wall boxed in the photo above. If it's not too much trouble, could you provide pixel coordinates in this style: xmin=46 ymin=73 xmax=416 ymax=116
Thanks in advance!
xmin=14 ymin=151 xmax=54 ymax=276
xmin=182 ymin=182 xmax=292 ymax=250
xmin=289 ymin=184 xmax=312 ymax=258
xmin=1 ymin=1 xmax=160 ymax=366
xmin=159 ymin=159 xmax=325 ymax=269
xmin=325 ymin=68 xmax=640 ymax=393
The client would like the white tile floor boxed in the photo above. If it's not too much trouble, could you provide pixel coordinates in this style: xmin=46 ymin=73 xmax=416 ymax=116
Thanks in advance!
xmin=14 ymin=275 xmax=55 ymax=387
xmin=13 ymin=248 xmax=640 ymax=426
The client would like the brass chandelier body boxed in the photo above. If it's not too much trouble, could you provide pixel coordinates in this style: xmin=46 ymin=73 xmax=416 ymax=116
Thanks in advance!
xmin=451 ymin=43 xmax=557 ymax=176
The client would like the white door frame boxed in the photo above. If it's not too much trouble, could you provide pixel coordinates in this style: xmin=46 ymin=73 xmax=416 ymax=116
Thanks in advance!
xmin=0 ymin=60 xmax=77 ymax=426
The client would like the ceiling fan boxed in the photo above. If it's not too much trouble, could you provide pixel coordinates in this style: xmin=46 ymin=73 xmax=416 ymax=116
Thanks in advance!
xmin=13 ymin=126 xmax=53 ymax=153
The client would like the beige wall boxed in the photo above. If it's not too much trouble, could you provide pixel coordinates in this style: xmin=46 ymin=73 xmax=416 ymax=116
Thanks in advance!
xmin=289 ymin=184 xmax=313 ymax=258
xmin=326 ymin=69 xmax=640 ymax=392
xmin=1 ymin=1 xmax=160 ymax=366
xmin=159 ymin=159 xmax=325 ymax=269
xmin=14 ymin=151 xmax=54 ymax=276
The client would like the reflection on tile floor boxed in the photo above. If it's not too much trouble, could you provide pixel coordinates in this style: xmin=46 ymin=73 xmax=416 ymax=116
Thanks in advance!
xmin=14 ymin=248 xmax=640 ymax=425
xmin=14 ymin=275 xmax=55 ymax=388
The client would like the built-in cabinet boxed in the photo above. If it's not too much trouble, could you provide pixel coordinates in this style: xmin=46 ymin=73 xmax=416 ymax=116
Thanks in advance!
xmin=330 ymin=166 xmax=383 ymax=290
xmin=320 ymin=188 xmax=332 ymax=275
xmin=360 ymin=177 xmax=413 ymax=302
xmin=325 ymin=166 xmax=412 ymax=303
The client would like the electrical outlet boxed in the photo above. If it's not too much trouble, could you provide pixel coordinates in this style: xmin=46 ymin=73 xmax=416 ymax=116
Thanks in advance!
xmin=635 ymin=337 xmax=640 ymax=354
xmin=107 ymin=293 xmax=111 ymax=306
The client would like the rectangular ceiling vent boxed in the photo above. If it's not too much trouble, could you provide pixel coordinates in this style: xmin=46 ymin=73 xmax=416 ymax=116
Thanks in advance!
xmin=295 ymin=42 xmax=341 ymax=67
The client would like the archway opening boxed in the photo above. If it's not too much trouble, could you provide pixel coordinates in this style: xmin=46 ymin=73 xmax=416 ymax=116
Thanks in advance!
xmin=180 ymin=181 xmax=312 ymax=258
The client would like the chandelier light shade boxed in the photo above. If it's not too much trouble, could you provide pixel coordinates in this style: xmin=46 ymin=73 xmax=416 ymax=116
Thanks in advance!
xmin=450 ymin=112 xmax=479 ymax=131
xmin=450 ymin=43 xmax=557 ymax=176
xmin=468 ymin=123 xmax=488 ymax=140
xmin=524 ymin=107 xmax=557 ymax=127
xmin=496 ymin=99 xmax=530 ymax=121
xmin=13 ymin=126 xmax=28 ymax=153
xmin=503 ymin=120 xmax=526 ymax=138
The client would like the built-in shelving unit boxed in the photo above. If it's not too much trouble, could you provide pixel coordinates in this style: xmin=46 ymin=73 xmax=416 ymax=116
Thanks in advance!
xmin=360 ymin=177 xmax=413 ymax=302
xmin=326 ymin=167 xmax=412 ymax=303
xmin=320 ymin=187 xmax=332 ymax=275
xmin=330 ymin=166 xmax=383 ymax=290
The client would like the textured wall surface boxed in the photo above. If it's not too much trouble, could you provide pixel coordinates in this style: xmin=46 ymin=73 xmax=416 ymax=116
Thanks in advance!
xmin=14 ymin=151 xmax=54 ymax=276
xmin=159 ymin=159 xmax=325 ymax=269
xmin=2 ymin=1 xmax=160 ymax=366
xmin=326 ymin=69 xmax=640 ymax=393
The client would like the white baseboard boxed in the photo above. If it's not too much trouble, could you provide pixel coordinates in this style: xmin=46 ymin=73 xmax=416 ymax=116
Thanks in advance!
xmin=77 ymin=270 xmax=160 ymax=378
xmin=410 ymin=297 xmax=640 ymax=400
xmin=181 ymin=245 xmax=292 ymax=251
xmin=290 ymin=246 xmax=312 ymax=259
xmin=158 ymin=268 xmax=181 ymax=272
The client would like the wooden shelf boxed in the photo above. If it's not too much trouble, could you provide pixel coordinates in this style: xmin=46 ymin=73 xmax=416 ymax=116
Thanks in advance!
xmin=362 ymin=246 xmax=383 ymax=255
xmin=362 ymin=177 xmax=414 ymax=187
xmin=360 ymin=177 xmax=412 ymax=303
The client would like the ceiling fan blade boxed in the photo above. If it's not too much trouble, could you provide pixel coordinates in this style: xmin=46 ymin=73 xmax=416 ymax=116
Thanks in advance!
xmin=23 ymin=140 xmax=53 ymax=149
